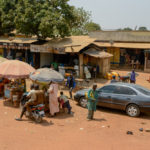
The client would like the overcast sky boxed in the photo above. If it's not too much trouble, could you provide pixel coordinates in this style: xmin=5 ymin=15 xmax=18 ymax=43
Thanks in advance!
xmin=69 ymin=0 xmax=150 ymax=30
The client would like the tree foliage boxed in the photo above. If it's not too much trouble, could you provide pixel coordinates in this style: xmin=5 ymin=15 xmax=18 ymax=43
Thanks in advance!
xmin=138 ymin=26 xmax=148 ymax=31
xmin=117 ymin=27 xmax=133 ymax=31
xmin=0 ymin=0 xmax=100 ymax=38
xmin=84 ymin=22 xmax=101 ymax=33
xmin=0 ymin=0 xmax=17 ymax=35
xmin=15 ymin=0 xmax=80 ymax=39
xmin=71 ymin=7 xmax=101 ymax=35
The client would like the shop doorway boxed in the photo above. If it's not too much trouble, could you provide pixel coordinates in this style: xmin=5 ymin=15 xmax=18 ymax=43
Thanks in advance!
xmin=120 ymin=49 xmax=145 ymax=70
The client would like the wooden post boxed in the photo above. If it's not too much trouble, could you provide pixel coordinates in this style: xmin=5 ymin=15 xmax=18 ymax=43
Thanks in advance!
xmin=79 ymin=54 xmax=84 ymax=78
xmin=144 ymin=53 xmax=147 ymax=71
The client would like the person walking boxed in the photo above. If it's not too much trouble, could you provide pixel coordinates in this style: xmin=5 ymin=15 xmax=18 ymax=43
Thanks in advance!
xmin=130 ymin=70 xmax=136 ymax=84
xmin=48 ymin=81 xmax=59 ymax=117
xmin=66 ymin=74 xmax=76 ymax=99
xmin=87 ymin=84 xmax=98 ymax=120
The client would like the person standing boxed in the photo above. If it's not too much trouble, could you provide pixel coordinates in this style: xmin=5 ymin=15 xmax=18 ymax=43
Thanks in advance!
xmin=48 ymin=81 xmax=59 ymax=117
xmin=130 ymin=70 xmax=136 ymax=84
xmin=87 ymin=84 xmax=98 ymax=120
xmin=84 ymin=65 xmax=91 ymax=80
xmin=66 ymin=74 xmax=76 ymax=99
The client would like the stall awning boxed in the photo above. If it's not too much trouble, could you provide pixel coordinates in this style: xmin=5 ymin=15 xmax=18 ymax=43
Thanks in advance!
xmin=94 ymin=42 xmax=150 ymax=49
xmin=83 ymin=48 xmax=113 ymax=58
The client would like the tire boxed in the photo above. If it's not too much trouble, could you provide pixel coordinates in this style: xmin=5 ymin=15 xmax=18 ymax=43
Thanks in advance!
xmin=79 ymin=97 xmax=87 ymax=108
xmin=35 ymin=116 xmax=42 ymax=123
xmin=126 ymin=104 xmax=140 ymax=117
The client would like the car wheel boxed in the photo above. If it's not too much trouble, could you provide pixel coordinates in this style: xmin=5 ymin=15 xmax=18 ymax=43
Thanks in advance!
xmin=126 ymin=104 xmax=140 ymax=117
xmin=79 ymin=97 xmax=87 ymax=108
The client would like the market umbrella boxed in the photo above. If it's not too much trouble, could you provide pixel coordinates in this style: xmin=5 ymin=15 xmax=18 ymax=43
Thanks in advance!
xmin=30 ymin=68 xmax=64 ymax=83
xmin=0 ymin=57 xmax=7 ymax=63
xmin=0 ymin=60 xmax=35 ymax=79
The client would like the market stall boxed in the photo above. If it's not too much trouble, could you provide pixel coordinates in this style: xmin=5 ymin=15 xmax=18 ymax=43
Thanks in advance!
xmin=0 ymin=57 xmax=8 ymax=95
xmin=0 ymin=60 xmax=35 ymax=106
xmin=30 ymin=68 xmax=64 ymax=111
xmin=4 ymin=79 xmax=25 ymax=106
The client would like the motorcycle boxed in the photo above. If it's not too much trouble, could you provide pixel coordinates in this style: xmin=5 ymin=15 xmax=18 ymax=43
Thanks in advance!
xmin=20 ymin=93 xmax=45 ymax=123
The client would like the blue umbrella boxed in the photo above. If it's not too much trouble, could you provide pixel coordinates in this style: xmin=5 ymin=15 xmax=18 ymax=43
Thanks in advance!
xmin=30 ymin=68 xmax=64 ymax=83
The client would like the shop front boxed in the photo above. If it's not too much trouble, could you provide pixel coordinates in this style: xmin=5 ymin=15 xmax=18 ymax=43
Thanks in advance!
xmin=80 ymin=48 xmax=112 ymax=78
xmin=107 ymin=47 xmax=145 ymax=70
xmin=0 ymin=38 xmax=37 ymax=67
xmin=31 ymin=44 xmax=80 ymax=77
xmin=144 ymin=50 xmax=150 ymax=72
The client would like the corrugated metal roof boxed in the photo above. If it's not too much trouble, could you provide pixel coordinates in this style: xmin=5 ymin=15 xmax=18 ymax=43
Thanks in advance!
xmin=0 ymin=37 xmax=37 ymax=44
xmin=31 ymin=36 xmax=95 ymax=53
xmin=84 ymin=48 xmax=113 ymax=58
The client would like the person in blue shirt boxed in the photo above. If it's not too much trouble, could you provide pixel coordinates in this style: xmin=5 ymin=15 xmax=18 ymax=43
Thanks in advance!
xmin=66 ymin=74 xmax=76 ymax=99
xmin=111 ymin=76 xmax=117 ymax=83
xmin=130 ymin=70 xmax=136 ymax=84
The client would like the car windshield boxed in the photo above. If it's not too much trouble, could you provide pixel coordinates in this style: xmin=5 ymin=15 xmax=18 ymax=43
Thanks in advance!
xmin=135 ymin=87 xmax=150 ymax=96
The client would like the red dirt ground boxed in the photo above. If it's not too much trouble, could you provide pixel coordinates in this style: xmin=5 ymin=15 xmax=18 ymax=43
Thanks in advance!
xmin=0 ymin=70 xmax=150 ymax=150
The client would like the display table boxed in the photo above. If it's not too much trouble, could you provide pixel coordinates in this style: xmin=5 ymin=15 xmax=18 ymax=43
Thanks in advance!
xmin=4 ymin=84 xmax=24 ymax=107
xmin=75 ymin=78 xmax=84 ymax=87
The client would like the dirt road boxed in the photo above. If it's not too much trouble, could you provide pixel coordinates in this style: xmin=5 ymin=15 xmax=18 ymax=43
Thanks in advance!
xmin=0 ymin=70 xmax=150 ymax=150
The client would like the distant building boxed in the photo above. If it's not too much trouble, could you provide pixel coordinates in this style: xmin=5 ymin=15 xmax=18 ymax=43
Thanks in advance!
xmin=31 ymin=36 xmax=112 ymax=78
xmin=90 ymin=31 xmax=150 ymax=72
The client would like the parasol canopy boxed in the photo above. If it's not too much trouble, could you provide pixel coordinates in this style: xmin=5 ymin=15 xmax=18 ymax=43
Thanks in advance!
xmin=30 ymin=68 xmax=64 ymax=83
xmin=0 ymin=57 xmax=7 ymax=63
xmin=0 ymin=60 xmax=35 ymax=79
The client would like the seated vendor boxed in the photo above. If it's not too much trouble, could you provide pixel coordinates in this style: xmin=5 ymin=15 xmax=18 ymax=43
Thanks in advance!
xmin=111 ymin=76 xmax=117 ymax=83
xmin=58 ymin=91 xmax=72 ymax=114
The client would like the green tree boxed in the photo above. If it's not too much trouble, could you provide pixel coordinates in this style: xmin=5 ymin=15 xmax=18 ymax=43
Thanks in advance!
xmin=84 ymin=22 xmax=101 ymax=33
xmin=15 ymin=0 xmax=80 ymax=39
xmin=138 ymin=26 xmax=148 ymax=31
xmin=117 ymin=27 xmax=133 ymax=31
xmin=0 ymin=0 xmax=17 ymax=35
xmin=123 ymin=27 xmax=132 ymax=31
xmin=71 ymin=7 xmax=92 ymax=35
xmin=71 ymin=8 xmax=101 ymax=35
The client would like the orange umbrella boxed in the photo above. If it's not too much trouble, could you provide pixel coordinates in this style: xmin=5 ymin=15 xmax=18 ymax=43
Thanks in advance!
xmin=0 ymin=60 xmax=35 ymax=79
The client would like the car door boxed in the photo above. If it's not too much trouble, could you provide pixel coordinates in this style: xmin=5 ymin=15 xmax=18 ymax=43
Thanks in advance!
xmin=98 ymin=85 xmax=116 ymax=108
xmin=111 ymin=86 xmax=137 ymax=110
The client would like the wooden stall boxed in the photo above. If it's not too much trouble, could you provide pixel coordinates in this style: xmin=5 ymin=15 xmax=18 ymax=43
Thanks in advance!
xmin=80 ymin=48 xmax=113 ymax=78
xmin=144 ymin=50 xmax=150 ymax=72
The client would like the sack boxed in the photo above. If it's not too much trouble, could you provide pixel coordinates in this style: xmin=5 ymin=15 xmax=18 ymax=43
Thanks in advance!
xmin=85 ymin=92 xmax=88 ymax=99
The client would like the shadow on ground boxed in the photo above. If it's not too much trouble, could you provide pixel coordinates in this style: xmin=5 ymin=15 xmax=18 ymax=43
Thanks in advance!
xmin=97 ymin=106 xmax=150 ymax=120
xmin=3 ymin=99 xmax=19 ymax=109
xmin=51 ymin=112 xmax=74 ymax=120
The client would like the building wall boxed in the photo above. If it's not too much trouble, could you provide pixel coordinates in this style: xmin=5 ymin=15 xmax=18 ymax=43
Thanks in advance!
xmin=98 ymin=58 xmax=110 ymax=75
xmin=107 ymin=47 xmax=120 ymax=65
xmin=40 ymin=53 xmax=53 ymax=67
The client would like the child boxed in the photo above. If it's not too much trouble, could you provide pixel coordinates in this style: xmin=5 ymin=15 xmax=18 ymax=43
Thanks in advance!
xmin=59 ymin=91 xmax=72 ymax=114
